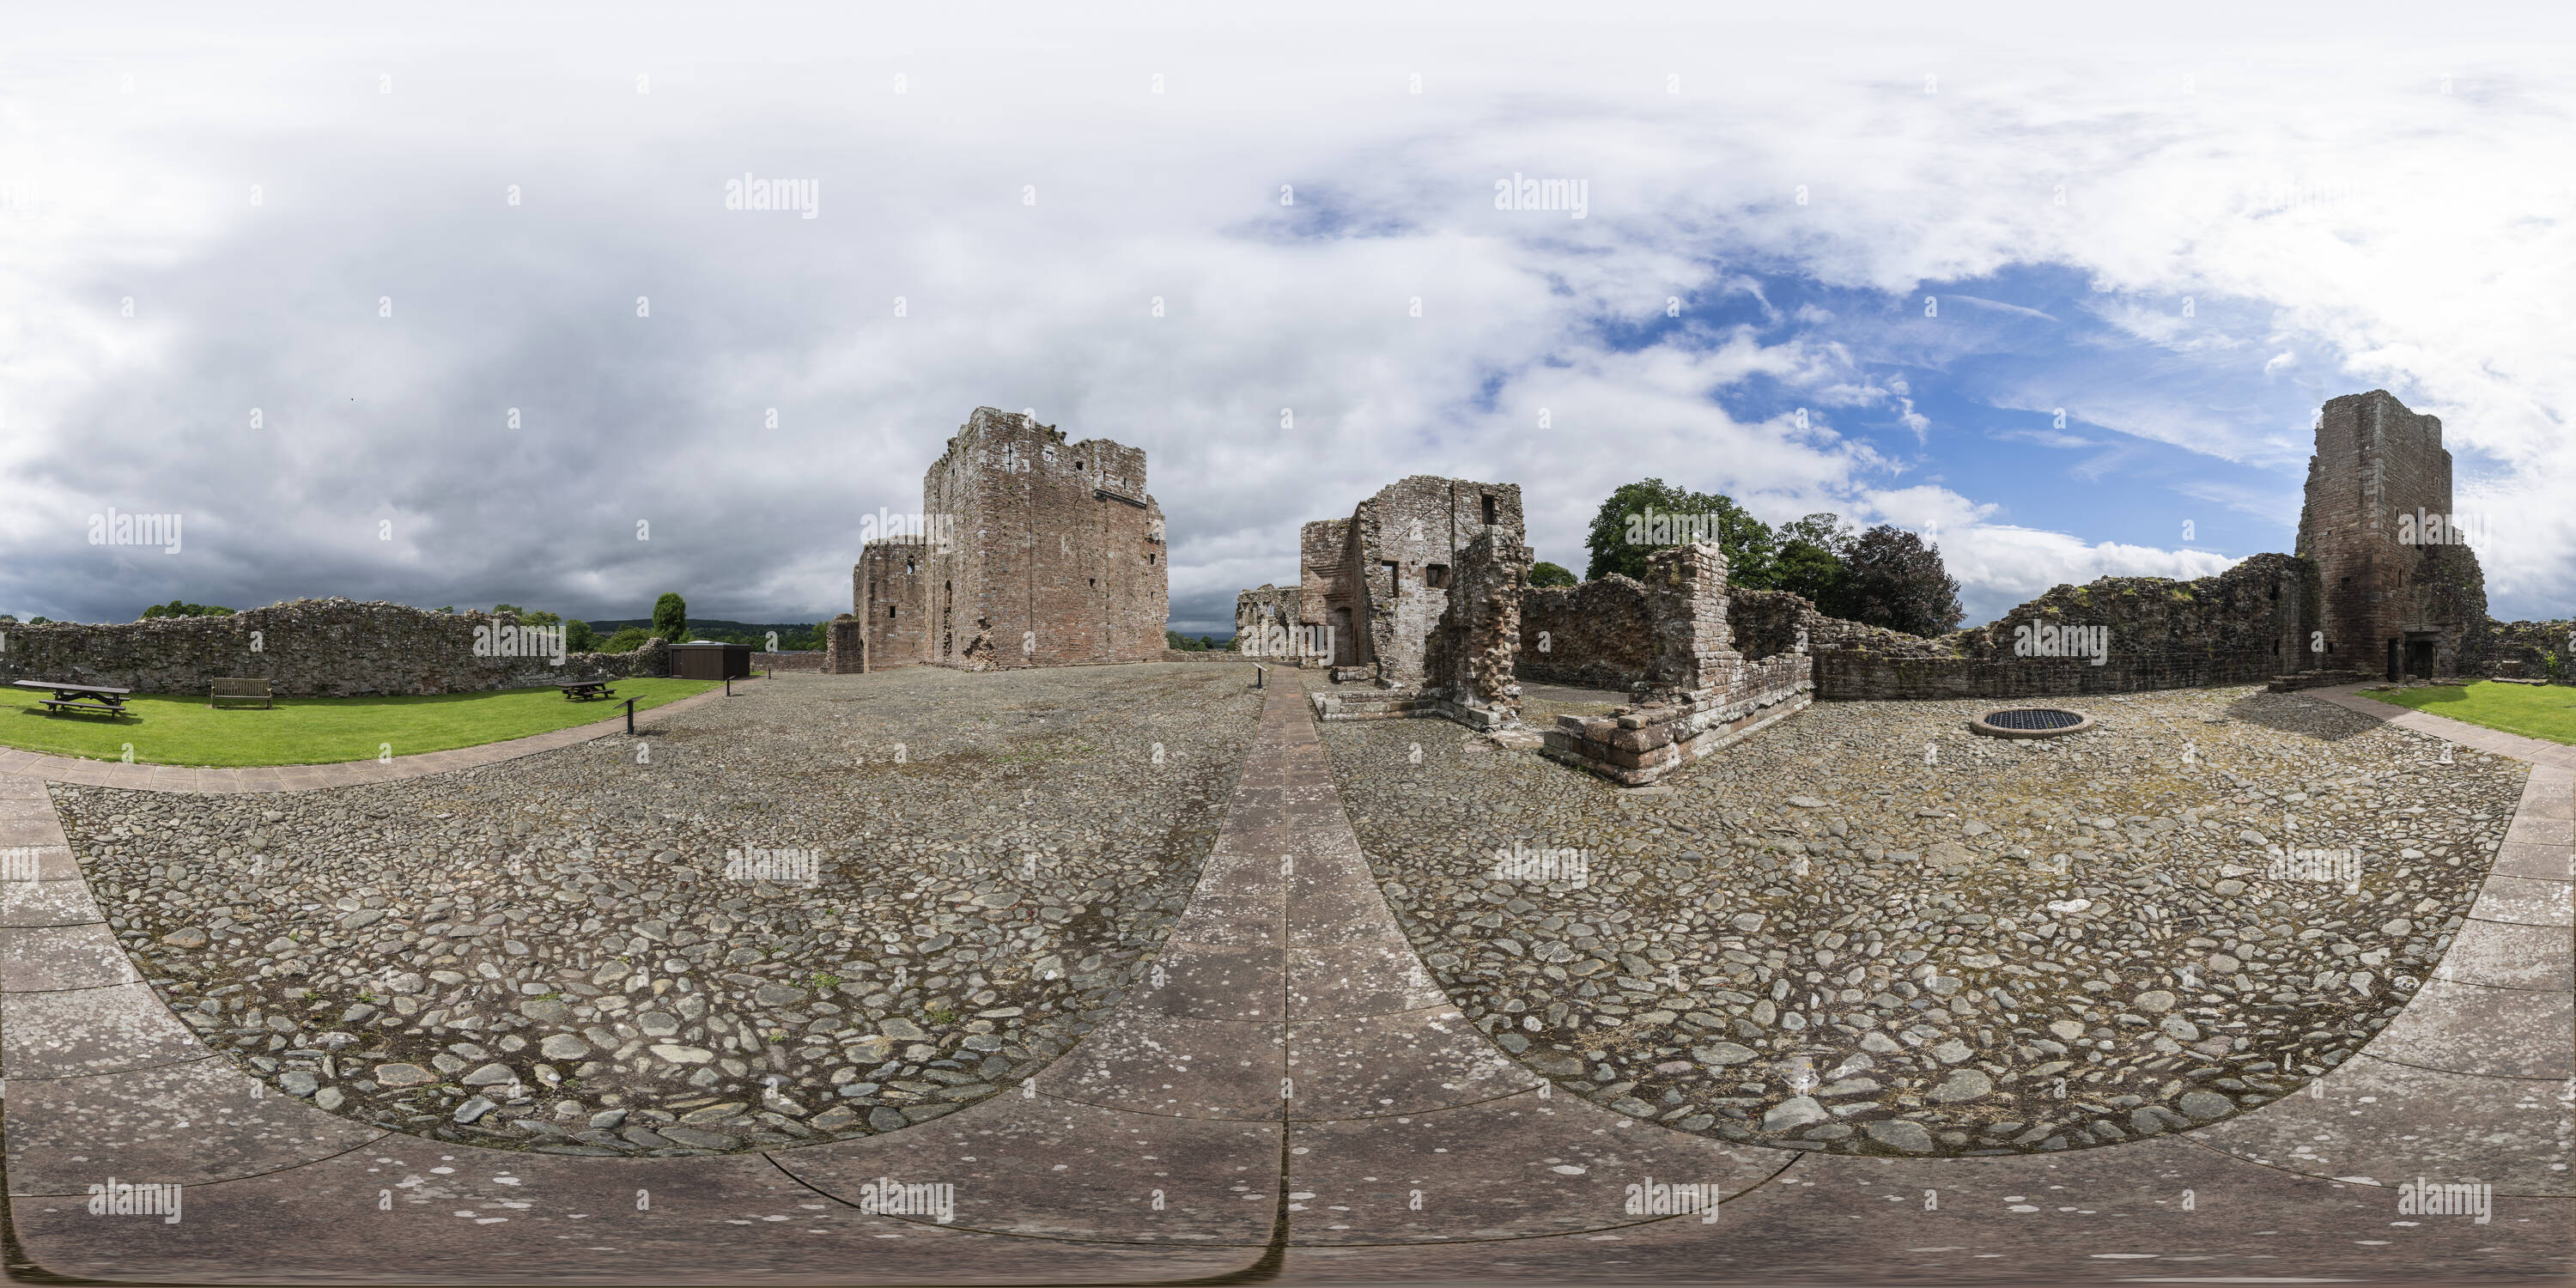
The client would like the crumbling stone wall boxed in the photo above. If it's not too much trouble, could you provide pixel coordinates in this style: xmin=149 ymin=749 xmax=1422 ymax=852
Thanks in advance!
xmin=2464 ymin=619 xmax=2576 ymax=682
xmin=750 ymin=651 xmax=823 ymax=671
xmin=1517 ymin=576 xmax=1654 ymax=691
xmin=0 ymin=599 xmax=666 ymax=697
xmin=2295 ymin=389 xmax=2486 ymax=679
xmin=822 ymin=614 xmax=866 ymax=674
xmin=1541 ymin=544 xmax=1813 ymax=786
xmin=1297 ymin=519 xmax=1358 ymax=668
xmin=858 ymin=407 xmax=1169 ymax=670
xmin=1300 ymin=476 xmax=1523 ymax=688
xmin=1419 ymin=530 xmax=1531 ymax=727
xmin=1235 ymin=583 xmax=1321 ymax=662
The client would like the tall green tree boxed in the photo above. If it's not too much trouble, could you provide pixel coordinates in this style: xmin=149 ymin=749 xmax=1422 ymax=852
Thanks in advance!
xmin=1582 ymin=479 xmax=1778 ymax=586
xmin=652 ymin=592 xmax=689 ymax=641
xmin=1840 ymin=526 xmax=1964 ymax=637
xmin=1527 ymin=561 xmax=1577 ymax=587
xmin=1770 ymin=513 xmax=1856 ymax=616
xmin=564 ymin=619 xmax=600 ymax=652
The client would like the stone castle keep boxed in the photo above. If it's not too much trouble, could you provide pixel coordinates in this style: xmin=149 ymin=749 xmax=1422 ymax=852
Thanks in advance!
xmin=2295 ymin=390 xmax=2487 ymax=683
xmin=847 ymin=408 xmax=1169 ymax=671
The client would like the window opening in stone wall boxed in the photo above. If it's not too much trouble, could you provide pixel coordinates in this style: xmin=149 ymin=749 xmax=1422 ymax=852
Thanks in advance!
xmin=1426 ymin=563 xmax=1450 ymax=589
xmin=888 ymin=606 xmax=897 ymax=619
xmin=1481 ymin=494 xmax=1497 ymax=526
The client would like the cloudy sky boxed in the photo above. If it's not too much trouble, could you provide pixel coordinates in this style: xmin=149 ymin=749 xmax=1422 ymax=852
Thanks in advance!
xmin=5 ymin=3 xmax=2571 ymax=635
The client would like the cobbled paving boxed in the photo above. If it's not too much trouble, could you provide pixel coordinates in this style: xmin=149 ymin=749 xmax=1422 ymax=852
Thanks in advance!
xmin=60 ymin=665 xmax=1260 ymax=1156
xmin=1319 ymin=684 xmax=2522 ymax=1157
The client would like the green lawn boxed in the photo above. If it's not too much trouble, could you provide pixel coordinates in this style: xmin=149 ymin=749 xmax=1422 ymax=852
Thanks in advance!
xmin=0 ymin=677 xmax=722 ymax=767
xmin=2360 ymin=679 xmax=2576 ymax=745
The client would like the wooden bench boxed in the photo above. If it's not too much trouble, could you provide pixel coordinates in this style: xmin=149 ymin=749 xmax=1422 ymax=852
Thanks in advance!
xmin=558 ymin=680 xmax=617 ymax=702
xmin=209 ymin=677 xmax=273 ymax=709
xmin=14 ymin=679 xmax=133 ymax=719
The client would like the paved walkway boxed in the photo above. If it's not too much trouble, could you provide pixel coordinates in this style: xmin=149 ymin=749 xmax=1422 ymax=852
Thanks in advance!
xmin=0 ymin=679 xmax=744 ymax=793
xmin=1 ymin=677 xmax=2566 ymax=1281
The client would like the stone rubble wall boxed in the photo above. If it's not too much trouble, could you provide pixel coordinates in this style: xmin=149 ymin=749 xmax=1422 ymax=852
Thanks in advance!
xmin=0 ymin=598 xmax=669 ymax=697
xmin=822 ymin=615 xmax=867 ymax=674
xmin=1815 ymin=648 xmax=2287 ymax=702
xmin=1544 ymin=543 xmax=1817 ymax=787
xmin=751 ymin=651 xmax=824 ymax=672
xmin=1420 ymin=529 xmax=1530 ymax=728
xmin=2463 ymin=618 xmax=2573 ymax=682
xmin=1517 ymin=575 xmax=1655 ymax=691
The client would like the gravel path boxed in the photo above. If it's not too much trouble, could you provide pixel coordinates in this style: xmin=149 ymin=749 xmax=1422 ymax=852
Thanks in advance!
xmin=64 ymin=664 xmax=1261 ymax=1155
xmin=1318 ymin=685 xmax=2524 ymax=1157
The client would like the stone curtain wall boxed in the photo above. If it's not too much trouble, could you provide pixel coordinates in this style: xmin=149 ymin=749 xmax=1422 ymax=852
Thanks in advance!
xmin=2465 ymin=619 xmax=2576 ymax=681
xmin=1518 ymin=576 xmax=1655 ymax=691
xmin=0 ymin=598 xmax=667 ymax=697
xmin=1941 ymin=553 xmax=2314 ymax=664
xmin=1815 ymin=648 xmax=2287 ymax=702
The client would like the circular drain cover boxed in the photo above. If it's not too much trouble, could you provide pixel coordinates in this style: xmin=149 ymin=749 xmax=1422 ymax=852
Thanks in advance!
xmin=1967 ymin=708 xmax=2095 ymax=738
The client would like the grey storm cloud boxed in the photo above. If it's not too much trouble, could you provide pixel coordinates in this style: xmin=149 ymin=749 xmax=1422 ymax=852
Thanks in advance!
xmin=6 ymin=5 xmax=2571 ymax=630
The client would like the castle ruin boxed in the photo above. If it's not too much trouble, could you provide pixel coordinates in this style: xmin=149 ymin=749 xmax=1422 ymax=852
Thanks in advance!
xmin=856 ymin=408 xmax=1169 ymax=670
xmin=2296 ymin=389 xmax=2487 ymax=681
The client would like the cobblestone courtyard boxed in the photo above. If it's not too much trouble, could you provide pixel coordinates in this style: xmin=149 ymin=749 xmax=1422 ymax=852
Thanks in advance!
xmin=1319 ymin=683 xmax=2524 ymax=1157
xmin=61 ymin=665 xmax=1262 ymax=1153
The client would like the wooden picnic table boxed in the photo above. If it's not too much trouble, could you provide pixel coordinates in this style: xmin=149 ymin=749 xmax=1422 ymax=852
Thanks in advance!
xmin=557 ymin=679 xmax=618 ymax=702
xmin=13 ymin=679 xmax=135 ymax=718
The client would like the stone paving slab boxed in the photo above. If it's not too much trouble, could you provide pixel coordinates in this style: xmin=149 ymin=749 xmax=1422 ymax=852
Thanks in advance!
xmin=0 ymin=919 xmax=141 ymax=991
xmin=1285 ymin=1005 xmax=1536 ymax=1119
xmin=6 ymin=1056 xmax=387 ymax=1195
xmin=2364 ymin=975 xmax=2575 ymax=1080
xmin=2471 ymin=872 xmax=2576 ymax=926
xmin=773 ymin=1097 xmax=1282 ymax=1245
xmin=1288 ymin=939 xmax=1451 ymax=1018
xmin=2188 ymin=1051 xmax=2573 ymax=1197
xmin=1030 ymin=1007 xmax=1286 ymax=1120
xmin=1126 ymin=941 xmax=1287 ymax=1022
xmin=3 ymin=982 xmax=214 ymax=1077
xmin=0 ymin=869 xmax=104 ymax=925
xmin=2437 ymin=916 xmax=2576 ymax=992
xmin=1282 ymin=1087 xmax=1788 ymax=1244
xmin=1277 ymin=1139 xmax=2569 ymax=1283
xmin=2496 ymin=838 xmax=2576 ymax=882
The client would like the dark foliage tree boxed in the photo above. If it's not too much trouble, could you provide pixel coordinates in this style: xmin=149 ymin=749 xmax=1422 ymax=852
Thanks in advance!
xmin=1840 ymin=526 xmax=1964 ymax=637
xmin=1527 ymin=561 xmax=1577 ymax=587
xmin=651 ymin=592 xmax=689 ymax=641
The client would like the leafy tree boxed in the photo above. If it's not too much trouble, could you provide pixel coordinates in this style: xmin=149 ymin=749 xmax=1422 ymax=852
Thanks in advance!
xmin=1164 ymin=629 xmax=1206 ymax=651
xmin=601 ymin=626 xmax=653 ymax=653
xmin=1582 ymin=479 xmax=1778 ymax=586
xmin=1770 ymin=513 xmax=1856 ymax=617
xmin=140 ymin=600 xmax=234 ymax=620
xmin=1839 ymin=526 xmax=1964 ymax=637
xmin=1528 ymin=561 xmax=1577 ymax=587
xmin=29 ymin=617 xmax=50 ymax=624
xmin=492 ymin=604 xmax=562 ymax=627
xmin=652 ymin=592 xmax=689 ymax=641
xmin=564 ymin=619 xmax=600 ymax=652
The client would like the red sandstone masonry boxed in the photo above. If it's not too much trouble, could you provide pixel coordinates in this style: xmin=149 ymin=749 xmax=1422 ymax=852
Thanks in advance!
xmin=858 ymin=408 xmax=1169 ymax=671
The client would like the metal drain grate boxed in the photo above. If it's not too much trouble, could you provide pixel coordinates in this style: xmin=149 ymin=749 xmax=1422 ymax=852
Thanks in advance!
xmin=1984 ymin=708 xmax=2086 ymax=732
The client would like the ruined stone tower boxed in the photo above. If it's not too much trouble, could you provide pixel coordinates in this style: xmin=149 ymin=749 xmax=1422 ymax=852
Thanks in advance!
xmin=1297 ymin=476 xmax=1526 ymax=687
xmin=858 ymin=408 xmax=1169 ymax=669
xmin=2294 ymin=390 xmax=2487 ymax=681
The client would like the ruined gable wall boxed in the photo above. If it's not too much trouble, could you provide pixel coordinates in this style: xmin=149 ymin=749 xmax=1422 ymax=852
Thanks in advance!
xmin=2296 ymin=390 xmax=2477 ymax=677
xmin=1357 ymin=476 xmax=1524 ymax=687
xmin=1517 ymin=576 xmax=1655 ymax=690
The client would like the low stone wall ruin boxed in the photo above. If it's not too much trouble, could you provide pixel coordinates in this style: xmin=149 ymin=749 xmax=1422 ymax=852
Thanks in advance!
xmin=2465 ymin=619 xmax=2574 ymax=683
xmin=1518 ymin=576 xmax=1654 ymax=691
xmin=0 ymin=598 xmax=668 ymax=697
xmin=751 ymin=651 xmax=824 ymax=671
